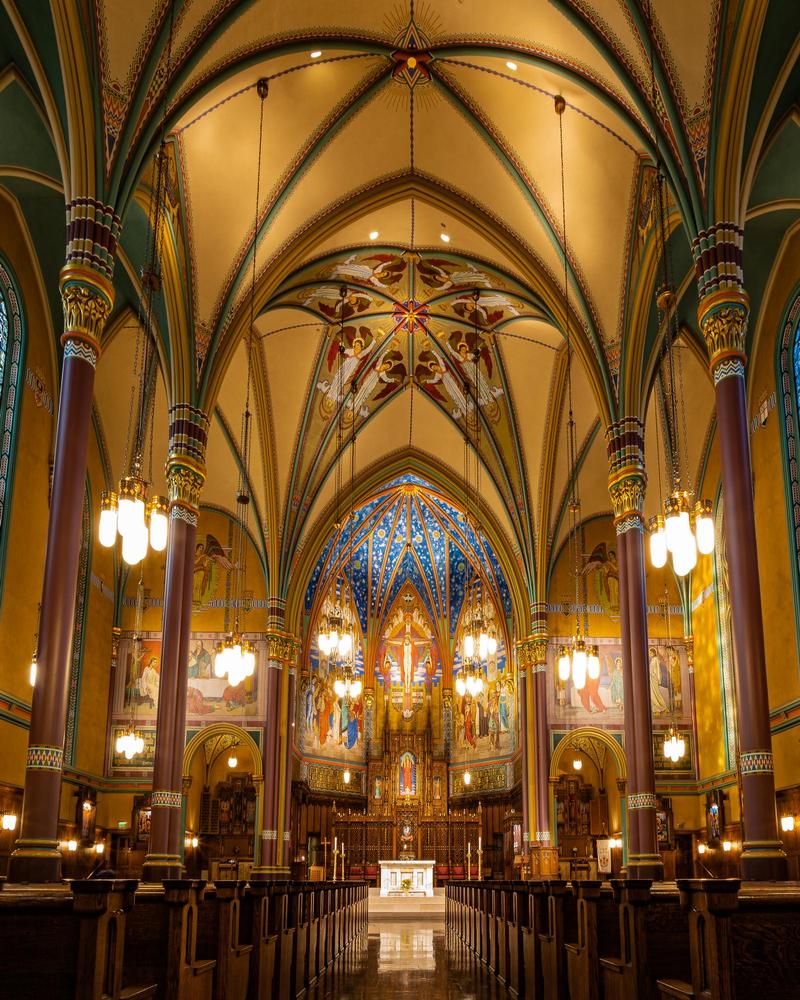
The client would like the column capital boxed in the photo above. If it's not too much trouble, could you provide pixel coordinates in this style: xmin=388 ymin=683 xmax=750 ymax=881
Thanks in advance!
xmin=515 ymin=634 xmax=548 ymax=672
xmin=166 ymin=404 xmax=210 ymax=518
xmin=697 ymin=289 xmax=749 ymax=381
xmin=59 ymin=265 xmax=114 ymax=362
xmin=265 ymin=629 xmax=300 ymax=665
xmin=606 ymin=416 xmax=646 ymax=531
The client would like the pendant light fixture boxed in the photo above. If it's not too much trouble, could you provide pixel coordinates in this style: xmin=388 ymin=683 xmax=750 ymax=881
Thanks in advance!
xmin=317 ymin=286 xmax=358 ymax=682
xmin=115 ymin=574 xmax=146 ymax=760
xmin=98 ymin=4 xmax=177 ymax=565
xmin=659 ymin=586 xmax=686 ymax=763
xmin=643 ymin=1 xmax=713 ymax=577
xmin=553 ymin=95 xmax=600 ymax=692
xmin=212 ymin=79 xmax=268 ymax=686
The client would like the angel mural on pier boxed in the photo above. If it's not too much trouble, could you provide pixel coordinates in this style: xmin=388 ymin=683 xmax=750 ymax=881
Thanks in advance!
xmin=193 ymin=534 xmax=233 ymax=610
xmin=444 ymin=328 xmax=503 ymax=423
xmin=414 ymin=347 xmax=471 ymax=421
xmin=350 ymin=343 xmax=407 ymax=418
xmin=316 ymin=325 xmax=376 ymax=416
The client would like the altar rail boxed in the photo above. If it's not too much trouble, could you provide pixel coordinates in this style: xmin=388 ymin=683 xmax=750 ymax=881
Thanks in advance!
xmin=445 ymin=878 xmax=800 ymax=999
xmin=0 ymin=878 xmax=368 ymax=999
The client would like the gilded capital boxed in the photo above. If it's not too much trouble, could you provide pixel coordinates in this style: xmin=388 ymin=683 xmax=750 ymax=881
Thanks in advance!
xmin=608 ymin=465 xmax=646 ymax=521
xmin=166 ymin=462 xmax=205 ymax=512
xmin=697 ymin=290 xmax=749 ymax=373
xmin=265 ymin=629 xmax=299 ymax=665
xmin=59 ymin=264 xmax=114 ymax=356
xmin=516 ymin=634 xmax=548 ymax=670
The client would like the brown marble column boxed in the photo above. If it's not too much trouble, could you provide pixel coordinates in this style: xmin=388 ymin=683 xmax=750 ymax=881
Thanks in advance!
xmin=514 ymin=641 xmax=533 ymax=846
xmin=607 ymin=417 xmax=662 ymax=880
xmin=251 ymin=610 xmax=298 ymax=880
xmin=279 ymin=665 xmax=297 ymax=867
xmin=142 ymin=404 xmax=209 ymax=882
xmin=9 ymin=217 xmax=118 ymax=881
xmin=696 ymin=277 xmax=787 ymax=879
xmin=515 ymin=614 xmax=551 ymax=848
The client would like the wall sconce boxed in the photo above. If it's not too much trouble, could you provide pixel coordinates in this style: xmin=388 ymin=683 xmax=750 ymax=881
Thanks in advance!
xmin=95 ymin=842 xmax=105 ymax=855
xmin=722 ymin=840 xmax=732 ymax=852
xmin=1 ymin=812 xmax=17 ymax=831
xmin=697 ymin=843 xmax=707 ymax=855
xmin=781 ymin=815 xmax=795 ymax=833
xmin=573 ymin=758 xmax=582 ymax=771
xmin=66 ymin=839 xmax=78 ymax=852
xmin=191 ymin=836 xmax=198 ymax=849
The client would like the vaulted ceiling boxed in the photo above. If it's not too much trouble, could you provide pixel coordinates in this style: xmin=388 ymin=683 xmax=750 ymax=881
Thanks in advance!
xmin=1 ymin=0 xmax=797 ymax=620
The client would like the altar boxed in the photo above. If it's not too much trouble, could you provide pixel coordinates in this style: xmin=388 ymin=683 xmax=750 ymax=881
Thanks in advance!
xmin=379 ymin=859 xmax=435 ymax=897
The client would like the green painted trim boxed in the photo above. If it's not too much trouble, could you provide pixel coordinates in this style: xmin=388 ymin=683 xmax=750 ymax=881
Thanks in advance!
xmin=0 ymin=708 xmax=29 ymax=729
xmin=774 ymin=282 xmax=800 ymax=671
xmin=770 ymin=714 xmax=800 ymax=736
xmin=0 ymin=254 xmax=28 ymax=609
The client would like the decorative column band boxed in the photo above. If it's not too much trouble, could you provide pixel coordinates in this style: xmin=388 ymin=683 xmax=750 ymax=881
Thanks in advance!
xmin=59 ymin=265 xmax=115 ymax=356
xmin=63 ymin=340 xmax=99 ymax=368
xmin=628 ymin=792 xmax=658 ymax=810
xmin=261 ymin=829 xmax=278 ymax=840
xmin=535 ymin=830 xmax=551 ymax=842
xmin=283 ymin=831 xmax=290 ymax=841
xmin=697 ymin=288 xmax=749 ymax=375
xmin=523 ymin=831 xmax=530 ymax=842
xmin=515 ymin=635 xmax=547 ymax=670
xmin=615 ymin=514 xmax=643 ymax=536
xmin=151 ymin=790 xmax=183 ymax=809
xmin=691 ymin=222 xmax=744 ymax=300
xmin=26 ymin=745 xmax=64 ymax=771
xmin=170 ymin=504 xmax=198 ymax=527
xmin=65 ymin=198 xmax=121 ymax=280
xmin=739 ymin=750 xmax=774 ymax=775
xmin=605 ymin=416 xmax=646 ymax=478
xmin=266 ymin=630 xmax=300 ymax=665
xmin=168 ymin=404 xmax=210 ymax=467
xmin=267 ymin=597 xmax=286 ymax=631
xmin=530 ymin=601 xmax=548 ymax=635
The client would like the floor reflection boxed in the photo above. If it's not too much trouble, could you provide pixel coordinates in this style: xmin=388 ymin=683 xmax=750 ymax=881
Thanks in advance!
xmin=308 ymin=920 xmax=508 ymax=999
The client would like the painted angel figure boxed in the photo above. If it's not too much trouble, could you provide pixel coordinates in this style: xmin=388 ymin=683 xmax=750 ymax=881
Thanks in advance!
xmin=452 ymin=290 xmax=521 ymax=323
xmin=446 ymin=332 xmax=503 ymax=415
xmin=415 ymin=349 xmax=472 ymax=421
xmin=350 ymin=347 xmax=407 ymax=418
xmin=302 ymin=284 xmax=372 ymax=318
xmin=328 ymin=253 xmax=405 ymax=289
xmin=193 ymin=534 xmax=233 ymax=607
xmin=316 ymin=326 xmax=376 ymax=414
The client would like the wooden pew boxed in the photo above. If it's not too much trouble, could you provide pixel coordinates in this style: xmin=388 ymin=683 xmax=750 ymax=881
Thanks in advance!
xmin=521 ymin=880 xmax=550 ymax=1000
xmin=564 ymin=880 xmax=614 ymax=1000
xmin=124 ymin=880 xmax=216 ymax=1000
xmin=196 ymin=881 xmax=252 ymax=1000
xmin=244 ymin=882 xmax=283 ymax=1000
xmin=657 ymin=879 xmax=800 ymax=1000
xmin=538 ymin=880 xmax=576 ymax=1000
xmin=599 ymin=879 xmax=689 ymax=1000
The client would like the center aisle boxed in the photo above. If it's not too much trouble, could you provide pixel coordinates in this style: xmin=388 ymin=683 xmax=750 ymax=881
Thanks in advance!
xmin=306 ymin=920 xmax=509 ymax=999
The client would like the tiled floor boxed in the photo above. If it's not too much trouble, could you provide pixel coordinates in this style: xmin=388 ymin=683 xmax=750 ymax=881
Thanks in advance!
xmin=307 ymin=921 xmax=508 ymax=998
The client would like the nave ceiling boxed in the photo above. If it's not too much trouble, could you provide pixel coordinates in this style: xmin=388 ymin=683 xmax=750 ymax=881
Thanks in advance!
xmin=1 ymin=0 xmax=798 ymax=620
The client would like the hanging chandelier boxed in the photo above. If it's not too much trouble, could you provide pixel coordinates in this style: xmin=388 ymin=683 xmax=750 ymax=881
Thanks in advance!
xmin=333 ymin=662 xmax=362 ymax=700
xmin=98 ymin=15 xmax=176 ymax=566
xmin=662 ymin=726 xmax=686 ymax=763
xmin=554 ymin=95 xmax=599 ymax=691
xmin=116 ymin=576 xmax=148 ymax=760
xmin=643 ymin=5 xmax=713 ymax=579
xmin=317 ymin=581 xmax=356 ymax=661
xmin=658 ymin=587 xmax=686 ymax=763
xmin=214 ymin=79 xmax=268 ymax=686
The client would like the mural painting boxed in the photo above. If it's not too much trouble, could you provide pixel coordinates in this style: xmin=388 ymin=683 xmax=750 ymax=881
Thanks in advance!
xmin=399 ymin=750 xmax=416 ymax=796
xmin=547 ymin=638 xmax=691 ymax=725
xmin=297 ymin=646 xmax=366 ymax=761
xmin=192 ymin=533 xmax=232 ymax=611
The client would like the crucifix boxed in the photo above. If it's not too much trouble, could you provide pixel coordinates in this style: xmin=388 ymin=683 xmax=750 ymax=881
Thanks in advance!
xmin=321 ymin=836 xmax=330 ymax=875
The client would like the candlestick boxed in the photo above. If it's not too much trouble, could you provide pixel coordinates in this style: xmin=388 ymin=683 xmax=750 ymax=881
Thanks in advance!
xmin=341 ymin=842 xmax=346 ymax=882
xmin=467 ymin=842 xmax=472 ymax=881
xmin=332 ymin=846 xmax=339 ymax=882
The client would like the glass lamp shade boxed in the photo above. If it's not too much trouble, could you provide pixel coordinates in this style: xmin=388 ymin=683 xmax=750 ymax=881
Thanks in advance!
xmin=318 ymin=633 xmax=330 ymax=656
xmin=573 ymin=758 xmax=582 ymax=770
xmin=67 ymin=840 xmax=78 ymax=852
xmin=455 ymin=675 xmax=466 ymax=697
xmin=478 ymin=632 xmax=489 ymax=659
xmin=343 ymin=769 xmax=351 ymax=784
xmin=242 ymin=643 xmax=256 ymax=677
xmin=664 ymin=494 xmax=689 ymax=554
xmin=463 ymin=770 xmax=471 ymax=786
xmin=695 ymin=500 xmax=714 ymax=555
xmin=228 ymin=756 xmax=238 ymax=768
xmin=118 ymin=477 xmax=146 ymax=537
xmin=334 ymin=678 xmax=346 ymax=698
xmin=557 ymin=648 xmax=571 ymax=683
xmin=99 ymin=492 xmax=118 ymax=547
xmin=148 ymin=496 xmax=169 ymax=551
xmin=587 ymin=645 xmax=600 ymax=681
xmin=571 ymin=642 xmax=587 ymax=690
xmin=649 ymin=515 xmax=667 ymax=569
xmin=464 ymin=634 xmax=475 ymax=659
xmin=29 ymin=654 xmax=37 ymax=687
xmin=350 ymin=679 xmax=362 ymax=698
xmin=214 ymin=643 xmax=227 ymax=677
xmin=1 ymin=813 xmax=16 ymax=831
xmin=697 ymin=842 xmax=707 ymax=855
xmin=672 ymin=530 xmax=697 ymax=577
xmin=781 ymin=815 xmax=795 ymax=833
xmin=488 ymin=633 xmax=498 ymax=656
xmin=339 ymin=632 xmax=352 ymax=657
xmin=473 ymin=674 xmax=484 ymax=695
xmin=122 ymin=521 xmax=148 ymax=565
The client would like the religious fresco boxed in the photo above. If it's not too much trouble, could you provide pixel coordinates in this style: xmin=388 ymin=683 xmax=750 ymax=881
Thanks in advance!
xmin=379 ymin=588 xmax=441 ymax=722
xmin=546 ymin=637 xmax=692 ymax=726
xmin=582 ymin=541 xmax=622 ymax=622
xmin=453 ymin=656 xmax=515 ymax=755
xmin=192 ymin=532 xmax=233 ymax=611
xmin=113 ymin=632 xmax=261 ymax=724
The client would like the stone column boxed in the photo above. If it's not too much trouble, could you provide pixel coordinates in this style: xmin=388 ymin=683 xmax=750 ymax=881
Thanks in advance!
xmin=607 ymin=417 xmax=662 ymax=880
xmin=251 ymin=606 xmax=298 ymax=880
xmin=9 ymin=203 xmax=119 ymax=883
xmin=514 ymin=641 xmax=532 ymax=847
xmin=531 ymin=606 xmax=551 ymax=847
xmin=279 ymin=664 xmax=297 ymax=867
xmin=142 ymin=404 xmax=209 ymax=882
xmin=694 ymin=236 xmax=787 ymax=877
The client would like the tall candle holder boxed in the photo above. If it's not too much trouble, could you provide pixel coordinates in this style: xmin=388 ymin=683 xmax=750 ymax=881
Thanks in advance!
xmin=467 ymin=842 xmax=472 ymax=881
xmin=341 ymin=842 xmax=346 ymax=882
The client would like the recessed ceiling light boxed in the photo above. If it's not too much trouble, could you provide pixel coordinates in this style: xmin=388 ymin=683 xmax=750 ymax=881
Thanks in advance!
xmin=369 ymin=230 xmax=379 ymax=240
xmin=440 ymin=231 xmax=451 ymax=243
xmin=506 ymin=61 xmax=518 ymax=71
xmin=310 ymin=50 xmax=322 ymax=59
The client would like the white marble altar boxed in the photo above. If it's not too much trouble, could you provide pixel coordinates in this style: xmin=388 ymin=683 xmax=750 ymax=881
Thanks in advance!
xmin=378 ymin=859 xmax=435 ymax=896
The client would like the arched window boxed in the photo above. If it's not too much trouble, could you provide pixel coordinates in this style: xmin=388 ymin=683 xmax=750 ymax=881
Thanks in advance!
xmin=778 ymin=292 xmax=800 ymax=622
xmin=0 ymin=258 xmax=25 ymax=591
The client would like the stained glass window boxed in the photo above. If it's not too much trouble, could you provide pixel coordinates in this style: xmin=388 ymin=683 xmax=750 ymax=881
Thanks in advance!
xmin=0 ymin=261 xmax=23 ymax=553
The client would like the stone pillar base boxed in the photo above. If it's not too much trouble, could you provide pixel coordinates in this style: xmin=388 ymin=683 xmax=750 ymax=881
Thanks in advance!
xmin=627 ymin=853 xmax=664 ymax=881
xmin=249 ymin=865 xmax=291 ymax=881
xmin=6 ymin=839 xmax=62 ymax=883
xmin=141 ymin=853 xmax=183 ymax=883
xmin=740 ymin=841 xmax=788 ymax=881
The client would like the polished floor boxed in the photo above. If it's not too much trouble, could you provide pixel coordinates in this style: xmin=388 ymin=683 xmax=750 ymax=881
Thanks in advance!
xmin=308 ymin=921 xmax=509 ymax=999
